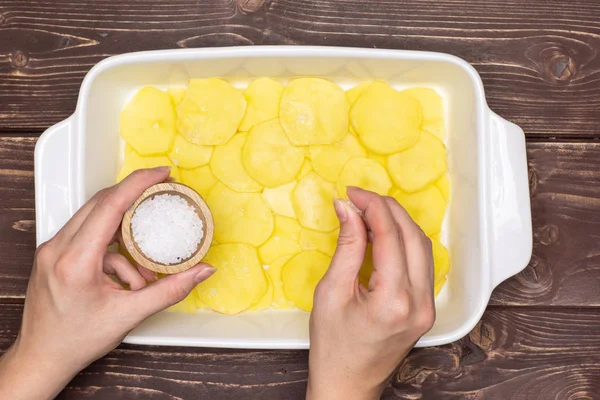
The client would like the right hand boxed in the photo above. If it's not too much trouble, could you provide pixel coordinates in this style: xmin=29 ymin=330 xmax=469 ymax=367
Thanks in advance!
xmin=307 ymin=187 xmax=435 ymax=400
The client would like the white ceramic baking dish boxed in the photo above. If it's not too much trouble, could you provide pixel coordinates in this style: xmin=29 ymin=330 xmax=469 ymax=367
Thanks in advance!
xmin=34 ymin=46 xmax=532 ymax=349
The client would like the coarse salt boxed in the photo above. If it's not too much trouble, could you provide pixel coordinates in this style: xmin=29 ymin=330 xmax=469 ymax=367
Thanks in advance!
xmin=131 ymin=193 xmax=204 ymax=265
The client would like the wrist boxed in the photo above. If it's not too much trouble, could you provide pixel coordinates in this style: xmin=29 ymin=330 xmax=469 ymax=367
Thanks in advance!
xmin=0 ymin=339 xmax=80 ymax=400
xmin=306 ymin=377 xmax=383 ymax=400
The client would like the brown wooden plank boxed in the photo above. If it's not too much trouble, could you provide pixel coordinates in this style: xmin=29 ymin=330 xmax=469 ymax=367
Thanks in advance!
xmin=0 ymin=137 xmax=599 ymax=306
xmin=0 ymin=304 xmax=598 ymax=399
xmin=1 ymin=0 xmax=600 ymax=135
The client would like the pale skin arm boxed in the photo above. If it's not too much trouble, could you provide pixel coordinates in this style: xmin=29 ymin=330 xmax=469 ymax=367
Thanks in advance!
xmin=0 ymin=167 xmax=216 ymax=400
xmin=307 ymin=187 xmax=436 ymax=400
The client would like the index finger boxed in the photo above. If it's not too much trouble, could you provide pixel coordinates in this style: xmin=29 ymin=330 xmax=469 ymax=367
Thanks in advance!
xmin=70 ymin=167 xmax=171 ymax=255
xmin=347 ymin=187 xmax=409 ymax=292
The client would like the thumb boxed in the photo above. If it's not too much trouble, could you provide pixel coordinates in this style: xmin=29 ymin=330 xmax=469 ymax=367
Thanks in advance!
xmin=130 ymin=263 xmax=216 ymax=320
xmin=323 ymin=199 xmax=368 ymax=287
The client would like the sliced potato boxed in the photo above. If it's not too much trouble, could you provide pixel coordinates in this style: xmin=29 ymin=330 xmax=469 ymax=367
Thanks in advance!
xmin=436 ymin=174 xmax=451 ymax=203
xmin=350 ymin=81 xmax=422 ymax=154
xmin=239 ymin=77 xmax=285 ymax=132
xmin=432 ymin=238 xmax=450 ymax=286
xmin=299 ymin=228 xmax=339 ymax=257
xmin=211 ymin=133 xmax=263 ymax=193
xmin=167 ymin=87 xmax=187 ymax=107
xmin=242 ymin=120 xmax=304 ymax=187
xmin=120 ymin=86 xmax=175 ymax=155
xmin=167 ymin=291 xmax=198 ymax=314
xmin=267 ymin=256 xmax=295 ymax=309
xmin=387 ymin=130 xmax=448 ymax=193
xmin=197 ymin=244 xmax=267 ymax=315
xmin=280 ymin=78 xmax=349 ymax=145
xmin=297 ymin=158 xmax=313 ymax=180
xmin=176 ymin=78 xmax=246 ymax=145
xmin=346 ymin=82 xmax=373 ymax=107
xmin=367 ymin=151 xmax=387 ymax=169
xmin=168 ymin=134 xmax=213 ymax=169
xmin=117 ymin=152 xmax=180 ymax=182
xmin=282 ymin=250 xmax=331 ymax=312
xmin=262 ymin=181 xmax=297 ymax=218
xmin=248 ymin=271 xmax=274 ymax=312
xmin=180 ymin=165 xmax=217 ymax=198
xmin=310 ymin=133 xmax=366 ymax=182
xmin=207 ymin=183 xmax=274 ymax=246
xmin=259 ymin=216 xmax=302 ymax=264
xmin=337 ymin=158 xmax=392 ymax=197
xmin=293 ymin=172 xmax=339 ymax=232
xmin=124 ymin=143 xmax=135 ymax=156
xmin=401 ymin=87 xmax=444 ymax=140
xmin=391 ymin=185 xmax=446 ymax=236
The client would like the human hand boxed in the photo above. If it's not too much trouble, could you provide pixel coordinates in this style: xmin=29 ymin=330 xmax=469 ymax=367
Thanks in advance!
xmin=307 ymin=187 xmax=435 ymax=400
xmin=0 ymin=167 xmax=215 ymax=400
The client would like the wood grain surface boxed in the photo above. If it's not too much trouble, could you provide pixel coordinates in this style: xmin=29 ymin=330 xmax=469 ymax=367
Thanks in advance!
xmin=0 ymin=137 xmax=597 ymax=306
xmin=0 ymin=303 xmax=597 ymax=399
xmin=1 ymin=1 xmax=600 ymax=399
xmin=2 ymin=0 xmax=600 ymax=136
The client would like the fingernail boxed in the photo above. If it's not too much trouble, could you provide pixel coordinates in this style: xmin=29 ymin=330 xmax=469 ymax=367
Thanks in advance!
xmin=154 ymin=166 xmax=171 ymax=173
xmin=333 ymin=198 xmax=348 ymax=223
xmin=194 ymin=266 xmax=216 ymax=283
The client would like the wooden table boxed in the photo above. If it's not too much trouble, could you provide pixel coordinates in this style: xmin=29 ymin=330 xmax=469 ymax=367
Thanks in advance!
xmin=1 ymin=0 xmax=599 ymax=398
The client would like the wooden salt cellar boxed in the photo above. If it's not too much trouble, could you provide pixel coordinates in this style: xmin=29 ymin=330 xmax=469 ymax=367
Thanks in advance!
xmin=121 ymin=182 xmax=214 ymax=274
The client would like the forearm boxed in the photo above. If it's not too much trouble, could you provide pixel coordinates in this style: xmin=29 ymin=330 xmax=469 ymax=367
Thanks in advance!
xmin=0 ymin=342 xmax=78 ymax=400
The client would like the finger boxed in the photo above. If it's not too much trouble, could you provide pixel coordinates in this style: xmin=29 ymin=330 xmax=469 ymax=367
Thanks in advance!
xmin=71 ymin=167 xmax=171 ymax=255
xmin=346 ymin=186 xmax=408 ymax=291
xmin=384 ymin=197 xmax=434 ymax=292
xmin=115 ymin=231 xmax=158 ymax=282
xmin=52 ymin=189 xmax=107 ymax=247
xmin=322 ymin=199 xmax=368 ymax=289
xmin=130 ymin=263 xmax=216 ymax=320
xmin=103 ymin=252 xmax=147 ymax=291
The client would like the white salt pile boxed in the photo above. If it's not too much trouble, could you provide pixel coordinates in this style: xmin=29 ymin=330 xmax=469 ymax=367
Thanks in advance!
xmin=131 ymin=193 xmax=204 ymax=265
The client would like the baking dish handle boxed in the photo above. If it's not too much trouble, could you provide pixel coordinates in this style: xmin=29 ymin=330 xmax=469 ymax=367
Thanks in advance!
xmin=34 ymin=116 xmax=76 ymax=247
xmin=487 ymin=110 xmax=533 ymax=289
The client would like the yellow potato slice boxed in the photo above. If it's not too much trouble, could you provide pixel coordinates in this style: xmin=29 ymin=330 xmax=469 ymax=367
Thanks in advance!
xmin=391 ymin=185 xmax=446 ymax=236
xmin=387 ymin=130 xmax=448 ymax=193
xmin=207 ymin=183 xmax=274 ymax=246
xmin=248 ymin=271 xmax=274 ymax=312
xmin=262 ymin=181 xmax=297 ymax=218
xmin=176 ymin=78 xmax=246 ymax=145
xmin=401 ymin=87 xmax=445 ymax=140
xmin=120 ymin=86 xmax=175 ymax=155
xmin=117 ymin=152 xmax=180 ymax=182
xmin=299 ymin=228 xmax=339 ymax=257
xmin=197 ymin=244 xmax=267 ymax=315
xmin=168 ymin=134 xmax=213 ymax=169
xmin=346 ymin=82 xmax=373 ymax=107
xmin=367 ymin=151 xmax=387 ymax=168
xmin=337 ymin=158 xmax=392 ymax=197
xmin=310 ymin=133 xmax=366 ymax=182
xmin=280 ymin=78 xmax=349 ymax=145
xmin=239 ymin=77 xmax=285 ymax=132
xmin=282 ymin=250 xmax=331 ymax=312
xmin=350 ymin=81 xmax=422 ymax=154
xmin=211 ymin=133 xmax=263 ymax=193
xmin=124 ymin=143 xmax=135 ymax=156
xmin=297 ymin=158 xmax=313 ymax=180
xmin=167 ymin=291 xmax=198 ymax=314
xmin=259 ymin=216 xmax=302 ymax=264
xmin=436 ymin=174 xmax=451 ymax=203
xmin=432 ymin=238 xmax=450 ymax=286
xmin=267 ymin=256 xmax=295 ymax=309
xmin=242 ymin=120 xmax=304 ymax=187
xmin=167 ymin=87 xmax=187 ymax=107
xmin=180 ymin=165 xmax=217 ymax=198
xmin=293 ymin=172 xmax=340 ymax=232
